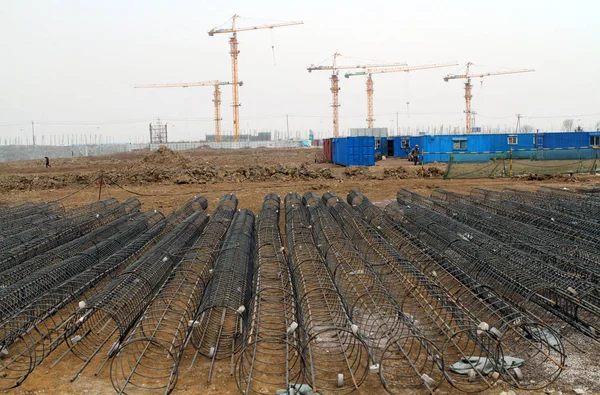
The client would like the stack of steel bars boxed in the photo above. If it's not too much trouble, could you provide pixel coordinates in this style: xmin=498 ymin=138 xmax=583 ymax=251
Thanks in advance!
xmin=235 ymin=194 xmax=303 ymax=394
xmin=285 ymin=192 xmax=369 ymax=394
xmin=110 ymin=194 xmax=238 ymax=394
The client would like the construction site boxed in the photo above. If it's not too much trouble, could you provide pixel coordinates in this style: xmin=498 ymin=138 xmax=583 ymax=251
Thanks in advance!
xmin=2 ymin=3 xmax=600 ymax=395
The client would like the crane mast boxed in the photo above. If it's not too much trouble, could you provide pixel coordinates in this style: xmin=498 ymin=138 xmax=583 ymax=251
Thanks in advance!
xmin=134 ymin=80 xmax=240 ymax=142
xmin=209 ymin=14 xmax=303 ymax=142
xmin=308 ymin=53 xmax=407 ymax=137
xmin=444 ymin=62 xmax=535 ymax=134
xmin=345 ymin=62 xmax=458 ymax=129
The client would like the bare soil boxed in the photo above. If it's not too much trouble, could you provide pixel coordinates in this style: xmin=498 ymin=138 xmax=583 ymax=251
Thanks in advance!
xmin=1 ymin=147 xmax=599 ymax=395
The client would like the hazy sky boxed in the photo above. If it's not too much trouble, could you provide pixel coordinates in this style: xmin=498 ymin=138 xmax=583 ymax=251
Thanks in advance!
xmin=1 ymin=0 xmax=599 ymax=143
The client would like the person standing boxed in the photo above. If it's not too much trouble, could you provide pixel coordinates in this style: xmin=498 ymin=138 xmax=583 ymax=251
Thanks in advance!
xmin=45 ymin=156 xmax=51 ymax=168
xmin=409 ymin=145 xmax=420 ymax=166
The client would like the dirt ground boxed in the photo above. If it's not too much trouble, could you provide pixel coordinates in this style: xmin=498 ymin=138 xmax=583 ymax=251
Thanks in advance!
xmin=1 ymin=147 xmax=599 ymax=395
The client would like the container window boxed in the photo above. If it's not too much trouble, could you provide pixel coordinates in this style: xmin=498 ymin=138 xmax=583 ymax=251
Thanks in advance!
xmin=452 ymin=139 xmax=467 ymax=150
xmin=591 ymin=136 xmax=600 ymax=146
xmin=375 ymin=139 xmax=381 ymax=149
xmin=401 ymin=139 xmax=410 ymax=148
xmin=508 ymin=136 xmax=518 ymax=145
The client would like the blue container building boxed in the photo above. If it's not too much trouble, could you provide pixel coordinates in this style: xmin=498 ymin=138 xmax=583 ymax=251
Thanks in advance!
xmin=331 ymin=136 xmax=376 ymax=166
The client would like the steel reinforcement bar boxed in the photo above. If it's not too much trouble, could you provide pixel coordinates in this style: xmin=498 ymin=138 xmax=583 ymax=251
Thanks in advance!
xmin=0 ymin=211 xmax=165 ymax=390
xmin=60 ymin=209 xmax=209 ymax=381
xmin=434 ymin=189 xmax=600 ymax=256
xmin=235 ymin=194 xmax=303 ymax=394
xmin=348 ymin=191 xmax=565 ymax=390
xmin=303 ymin=192 xmax=444 ymax=394
xmin=396 ymin=193 xmax=600 ymax=309
xmin=408 ymin=189 xmax=600 ymax=284
xmin=109 ymin=194 xmax=237 ymax=394
xmin=324 ymin=192 xmax=505 ymax=393
xmin=0 ymin=210 xmax=146 ymax=288
xmin=0 ymin=198 xmax=206 ymax=389
xmin=285 ymin=192 xmax=369 ymax=394
xmin=187 ymin=209 xmax=255 ymax=381
xmin=0 ymin=198 xmax=139 ymax=273
xmin=386 ymin=200 xmax=600 ymax=342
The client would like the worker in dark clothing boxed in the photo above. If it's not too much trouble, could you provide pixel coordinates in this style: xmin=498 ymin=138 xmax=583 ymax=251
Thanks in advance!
xmin=45 ymin=156 xmax=51 ymax=168
xmin=409 ymin=145 xmax=420 ymax=165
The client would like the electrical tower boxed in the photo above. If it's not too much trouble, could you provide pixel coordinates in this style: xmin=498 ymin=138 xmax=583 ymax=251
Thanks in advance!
xmin=149 ymin=119 xmax=168 ymax=144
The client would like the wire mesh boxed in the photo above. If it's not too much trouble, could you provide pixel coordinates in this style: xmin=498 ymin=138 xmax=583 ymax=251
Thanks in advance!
xmin=109 ymin=194 xmax=238 ymax=394
xmin=235 ymin=194 xmax=304 ymax=394
xmin=60 ymin=209 xmax=209 ymax=381
xmin=187 ymin=209 xmax=255 ymax=381
xmin=388 ymin=196 xmax=600 ymax=343
xmin=303 ymin=192 xmax=445 ymax=394
xmin=347 ymin=190 xmax=565 ymax=390
xmin=285 ymin=192 xmax=369 ymax=394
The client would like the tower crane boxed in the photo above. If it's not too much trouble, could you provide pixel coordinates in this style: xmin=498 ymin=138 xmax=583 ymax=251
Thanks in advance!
xmin=209 ymin=14 xmax=303 ymax=142
xmin=345 ymin=62 xmax=458 ymax=128
xmin=307 ymin=53 xmax=407 ymax=137
xmin=443 ymin=62 xmax=535 ymax=134
xmin=134 ymin=80 xmax=243 ymax=142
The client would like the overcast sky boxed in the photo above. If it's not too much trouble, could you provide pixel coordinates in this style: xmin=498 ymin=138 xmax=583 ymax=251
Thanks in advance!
xmin=1 ymin=0 xmax=599 ymax=143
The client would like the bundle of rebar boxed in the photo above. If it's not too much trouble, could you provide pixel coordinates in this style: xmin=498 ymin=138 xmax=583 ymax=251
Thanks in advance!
xmin=388 ymin=196 xmax=600 ymax=342
xmin=324 ymin=192 xmax=506 ymax=393
xmin=0 ymin=210 xmax=146 ymax=287
xmin=0 ymin=198 xmax=207 ymax=389
xmin=401 ymin=188 xmax=600 ymax=284
xmin=304 ymin=192 xmax=445 ymax=394
xmin=188 ymin=208 xmax=255 ymax=380
xmin=0 ymin=211 xmax=165 ymax=390
xmin=61 ymin=208 xmax=209 ymax=381
xmin=285 ymin=192 xmax=369 ymax=394
xmin=110 ymin=194 xmax=238 ymax=394
xmin=0 ymin=198 xmax=138 ymax=273
xmin=235 ymin=194 xmax=303 ymax=394
xmin=348 ymin=190 xmax=565 ymax=390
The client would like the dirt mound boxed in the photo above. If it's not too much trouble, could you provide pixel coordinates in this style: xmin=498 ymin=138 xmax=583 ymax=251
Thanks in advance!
xmin=140 ymin=145 xmax=191 ymax=169
xmin=423 ymin=166 xmax=444 ymax=177
xmin=384 ymin=167 xmax=413 ymax=179
xmin=343 ymin=166 xmax=374 ymax=180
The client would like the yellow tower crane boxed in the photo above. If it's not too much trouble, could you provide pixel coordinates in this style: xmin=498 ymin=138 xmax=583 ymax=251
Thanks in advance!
xmin=134 ymin=80 xmax=242 ymax=142
xmin=209 ymin=15 xmax=303 ymax=142
xmin=344 ymin=62 xmax=458 ymax=128
xmin=307 ymin=53 xmax=407 ymax=137
xmin=443 ymin=62 xmax=535 ymax=134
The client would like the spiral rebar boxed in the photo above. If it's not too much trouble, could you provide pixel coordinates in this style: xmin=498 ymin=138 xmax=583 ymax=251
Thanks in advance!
xmin=188 ymin=209 xmax=255 ymax=381
xmin=388 ymin=195 xmax=600 ymax=342
xmin=110 ymin=194 xmax=238 ymax=394
xmin=0 ymin=198 xmax=138 ymax=274
xmin=0 ymin=211 xmax=165 ymax=390
xmin=60 ymin=207 xmax=209 ymax=381
xmin=303 ymin=192 xmax=445 ymax=394
xmin=348 ymin=190 xmax=565 ymax=390
xmin=235 ymin=194 xmax=304 ymax=394
xmin=285 ymin=192 xmax=369 ymax=394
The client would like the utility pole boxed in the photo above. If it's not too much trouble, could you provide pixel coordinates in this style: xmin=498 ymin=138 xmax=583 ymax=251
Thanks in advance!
xmin=31 ymin=121 xmax=35 ymax=146
xmin=396 ymin=111 xmax=399 ymax=135
xmin=516 ymin=113 xmax=522 ymax=133
xmin=286 ymin=114 xmax=290 ymax=140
